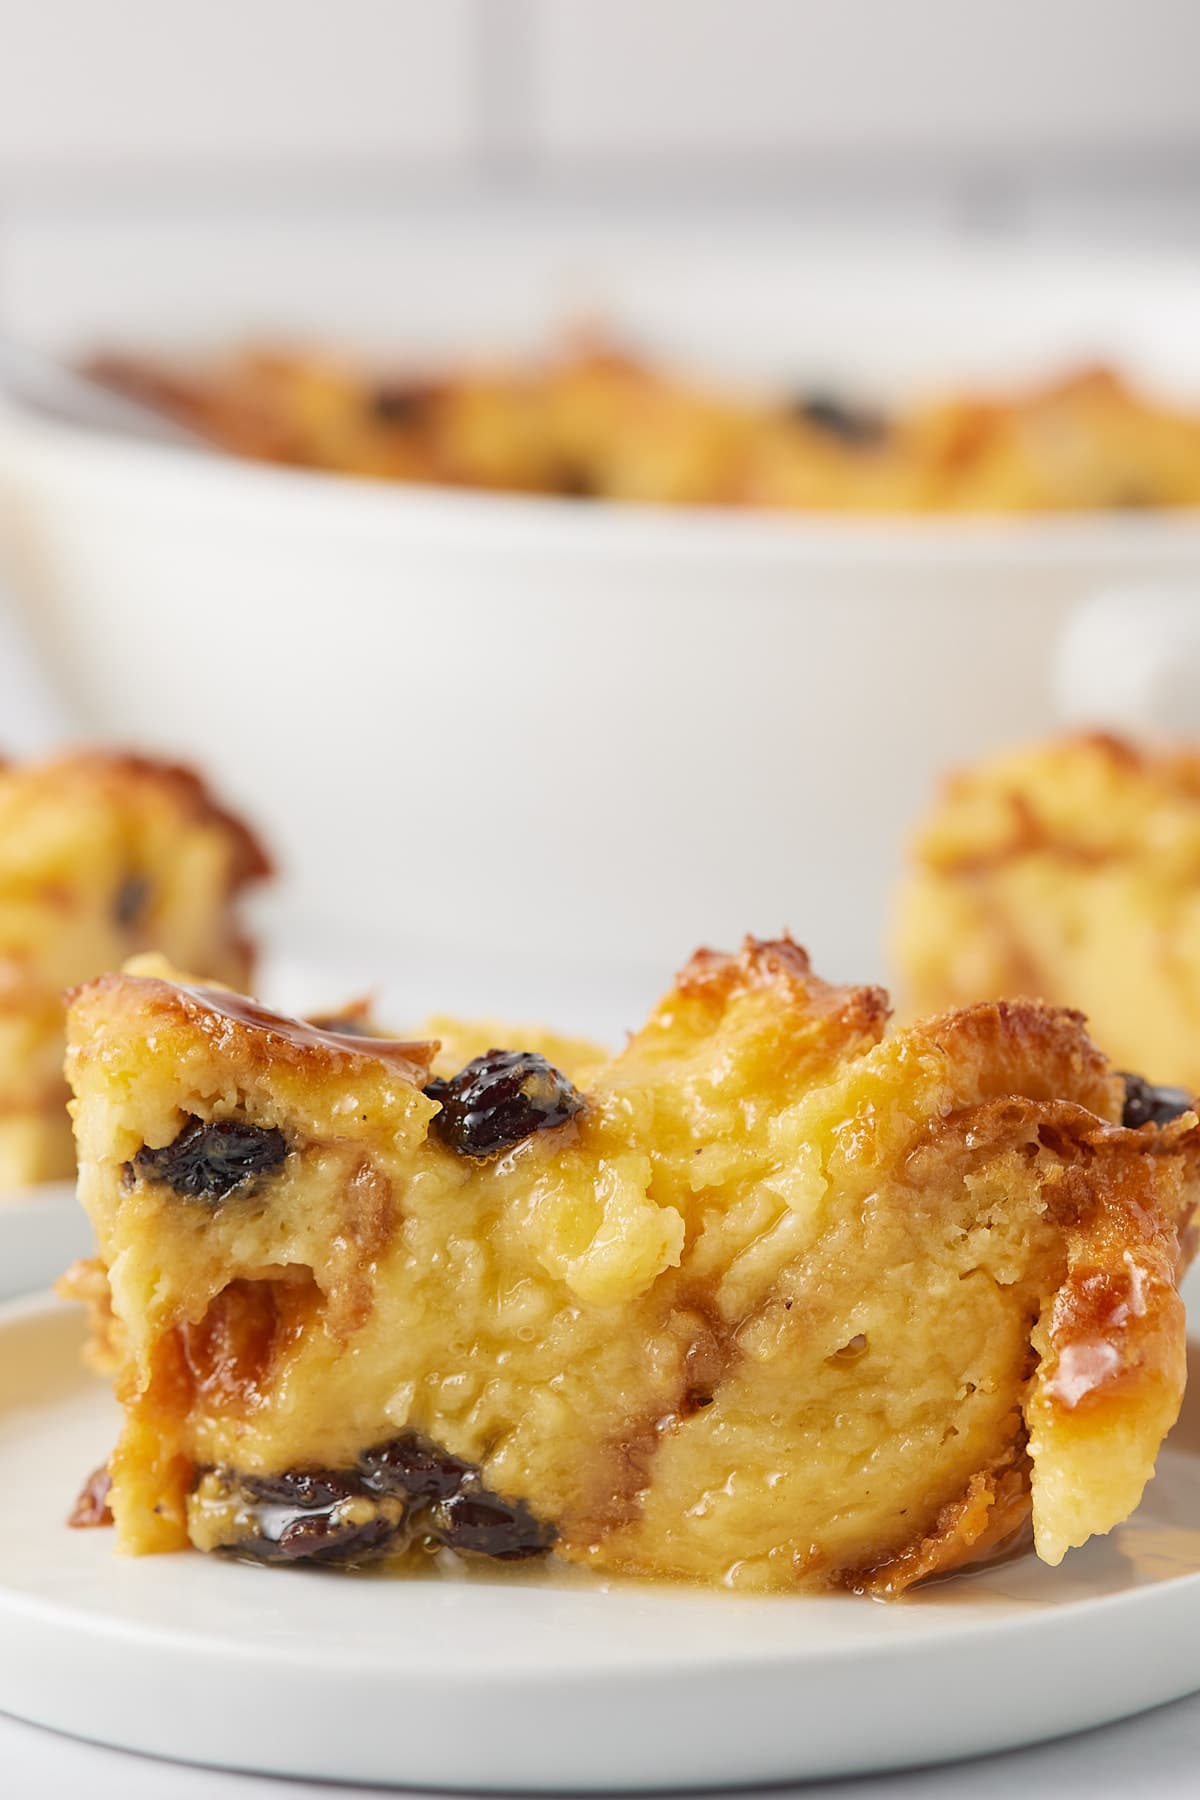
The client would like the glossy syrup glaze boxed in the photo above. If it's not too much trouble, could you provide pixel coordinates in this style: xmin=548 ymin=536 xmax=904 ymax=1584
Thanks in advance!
xmin=179 ymin=983 xmax=438 ymax=1083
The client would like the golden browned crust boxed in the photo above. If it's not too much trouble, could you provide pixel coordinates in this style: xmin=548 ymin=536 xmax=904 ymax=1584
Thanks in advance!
xmin=677 ymin=934 xmax=820 ymax=993
xmin=893 ymin=730 xmax=1200 ymax=1094
xmin=1035 ymin=1109 xmax=1199 ymax=1419
xmin=69 ymin=973 xmax=437 ymax=1085
xmin=677 ymin=933 xmax=889 ymax=1021
xmin=918 ymin=997 xmax=1124 ymax=1119
xmin=42 ymin=752 xmax=272 ymax=890
xmin=918 ymin=1091 xmax=1196 ymax=1398
xmin=849 ymin=1450 xmax=1033 ymax=1598
xmin=661 ymin=934 xmax=892 ymax=1073
xmin=0 ymin=748 xmax=271 ymax=1184
xmin=913 ymin=731 xmax=1200 ymax=875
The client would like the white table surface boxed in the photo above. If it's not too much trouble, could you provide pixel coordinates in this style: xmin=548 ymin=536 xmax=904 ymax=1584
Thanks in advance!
xmin=5 ymin=1689 xmax=1200 ymax=1799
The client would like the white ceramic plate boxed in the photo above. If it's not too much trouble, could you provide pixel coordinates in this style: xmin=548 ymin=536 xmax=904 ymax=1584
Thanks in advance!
xmin=0 ymin=1183 xmax=92 ymax=1303
xmin=1 ymin=1292 xmax=1200 ymax=1791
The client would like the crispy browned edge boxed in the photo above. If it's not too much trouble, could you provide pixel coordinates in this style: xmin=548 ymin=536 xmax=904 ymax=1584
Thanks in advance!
xmin=673 ymin=933 xmax=893 ymax=1044
xmin=66 ymin=970 xmax=436 ymax=1084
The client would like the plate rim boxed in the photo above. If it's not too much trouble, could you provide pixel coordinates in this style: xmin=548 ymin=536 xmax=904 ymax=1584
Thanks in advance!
xmin=3 ymin=1289 xmax=1200 ymax=1790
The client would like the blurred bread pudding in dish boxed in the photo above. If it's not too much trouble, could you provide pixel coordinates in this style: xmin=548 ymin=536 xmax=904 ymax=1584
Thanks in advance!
xmin=0 ymin=752 xmax=268 ymax=1188
xmin=895 ymin=733 xmax=1200 ymax=1095
xmin=88 ymin=345 xmax=1200 ymax=513
xmin=63 ymin=938 xmax=1198 ymax=1595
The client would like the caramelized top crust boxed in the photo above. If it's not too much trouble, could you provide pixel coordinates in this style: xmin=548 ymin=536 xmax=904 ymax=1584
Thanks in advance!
xmin=910 ymin=732 xmax=1200 ymax=876
xmin=648 ymin=942 xmax=1124 ymax=1140
xmin=69 ymin=971 xmax=437 ymax=1085
xmin=642 ymin=934 xmax=890 ymax=1069
xmin=677 ymin=935 xmax=821 ymax=994
xmin=70 ymin=940 xmax=1137 ymax=1161
xmin=918 ymin=996 xmax=1123 ymax=1119
xmin=0 ymin=750 xmax=271 ymax=891
xmin=675 ymin=933 xmax=887 ymax=1019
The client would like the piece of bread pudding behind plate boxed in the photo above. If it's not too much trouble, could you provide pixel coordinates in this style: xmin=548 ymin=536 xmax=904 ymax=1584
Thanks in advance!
xmin=893 ymin=733 xmax=1200 ymax=1097
xmin=63 ymin=938 xmax=1198 ymax=1595
xmin=0 ymin=752 xmax=269 ymax=1187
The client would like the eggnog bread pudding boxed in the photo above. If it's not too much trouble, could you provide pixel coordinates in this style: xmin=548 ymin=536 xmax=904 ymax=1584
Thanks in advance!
xmin=64 ymin=939 xmax=1198 ymax=1595
xmin=895 ymin=733 xmax=1200 ymax=1095
xmin=89 ymin=345 xmax=1200 ymax=513
xmin=0 ymin=753 xmax=268 ymax=1187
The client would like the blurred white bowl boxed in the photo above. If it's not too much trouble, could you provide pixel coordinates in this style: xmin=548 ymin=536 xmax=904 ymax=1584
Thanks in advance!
xmin=3 ymin=224 xmax=1200 ymax=986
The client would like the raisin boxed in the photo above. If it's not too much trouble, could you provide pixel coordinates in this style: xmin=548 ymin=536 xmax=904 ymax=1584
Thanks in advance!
xmin=196 ymin=1437 xmax=556 ymax=1568
xmin=239 ymin=1468 xmax=362 ymax=1510
xmin=135 ymin=1115 xmax=288 ymax=1201
xmin=368 ymin=381 xmax=439 ymax=425
xmin=360 ymin=1436 xmax=554 ymax=1554
xmin=114 ymin=874 xmax=152 ymax=929
xmin=432 ymin=1489 xmax=557 ymax=1561
xmin=272 ymin=1508 xmax=403 ymax=1565
xmin=194 ymin=1466 xmax=407 ymax=1567
xmin=791 ymin=391 xmax=888 ymax=447
xmin=359 ymin=1433 xmax=473 ymax=1501
xmin=425 ymin=1050 xmax=584 ymax=1158
xmin=1120 ymin=1073 xmax=1195 ymax=1129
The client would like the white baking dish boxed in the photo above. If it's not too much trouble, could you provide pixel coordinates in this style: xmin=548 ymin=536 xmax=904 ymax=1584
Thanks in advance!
xmin=2 ymin=224 xmax=1199 ymax=994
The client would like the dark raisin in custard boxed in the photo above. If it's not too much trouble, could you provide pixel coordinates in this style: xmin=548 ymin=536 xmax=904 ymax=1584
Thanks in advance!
xmin=197 ymin=1430 xmax=555 ymax=1568
xmin=792 ymin=391 xmax=888 ymax=447
xmin=1120 ymin=1073 xmax=1195 ymax=1130
xmin=135 ymin=1115 xmax=288 ymax=1201
xmin=113 ymin=874 xmax=152 ymax=929
xmin=425 ymin=1050 xmax=584 ymax=1158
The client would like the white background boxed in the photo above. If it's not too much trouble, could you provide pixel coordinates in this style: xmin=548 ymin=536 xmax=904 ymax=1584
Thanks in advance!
xmin=0 ymin=0 xmax=1197 ymax=238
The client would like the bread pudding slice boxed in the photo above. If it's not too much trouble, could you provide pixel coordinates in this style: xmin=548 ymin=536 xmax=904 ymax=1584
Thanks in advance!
xmin=0 ymin=752 xmax=268 ymax=1187
xmin=65 ymin=939 xmax=1198 ymax=1593
xmin=894 ymin=733 xmax=1200 ymax=1095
